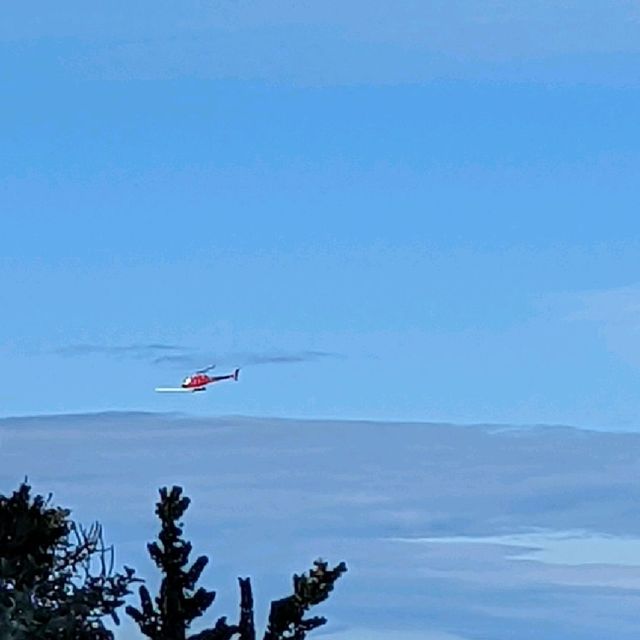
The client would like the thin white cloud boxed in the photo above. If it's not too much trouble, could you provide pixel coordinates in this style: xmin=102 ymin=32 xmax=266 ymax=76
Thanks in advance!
xmin=391 ymin=530 xmax=640 ymax=566
xmin=553 ymin=284 xmax=640 ymax=368
xmin=4 ymin=1 xmax=640 ymax=85
xmin=323 ymin=629 xmax=469 ymax=640
xmin=5 ymin=1 xmax=640 ymax=58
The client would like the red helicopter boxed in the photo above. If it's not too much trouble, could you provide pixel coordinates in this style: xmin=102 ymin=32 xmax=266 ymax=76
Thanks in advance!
xmin=155 ymin=365 xmax=240 ymax=393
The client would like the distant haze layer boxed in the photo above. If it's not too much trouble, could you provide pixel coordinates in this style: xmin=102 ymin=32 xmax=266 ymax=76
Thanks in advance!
xmin=1 ymin=413 xmax=640 ymax=639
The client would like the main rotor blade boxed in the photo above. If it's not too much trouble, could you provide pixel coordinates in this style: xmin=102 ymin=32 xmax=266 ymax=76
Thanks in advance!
xmin=196 ymin=364 xmax=216 ymax=374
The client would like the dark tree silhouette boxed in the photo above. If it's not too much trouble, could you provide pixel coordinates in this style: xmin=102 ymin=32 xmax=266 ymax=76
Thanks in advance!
xmin=0 ymin=482 xmax=138 ymax=640
xmin=126 ymin=486 xmax=221 ymax=640
xmin=127 ymin=486 xmax=346 ymax=640
xmin=263 ymin=560 xmax=347 ymax=640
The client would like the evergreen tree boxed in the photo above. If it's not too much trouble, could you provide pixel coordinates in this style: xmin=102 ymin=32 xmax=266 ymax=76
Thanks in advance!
xmin=263 ymin=559 xmax=347 ymax=640
xmin=0 ymin=482 xmax=138 ymax=640
xmin=127 ymin=486 xmax=346 ymax=640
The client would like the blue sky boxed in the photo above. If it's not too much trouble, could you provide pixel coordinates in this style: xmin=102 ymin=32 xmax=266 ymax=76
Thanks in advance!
xmin=4 ymin=4 xmax=640 ymax=639
xmin=2 ymin=1 xmax=640 ymax=427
